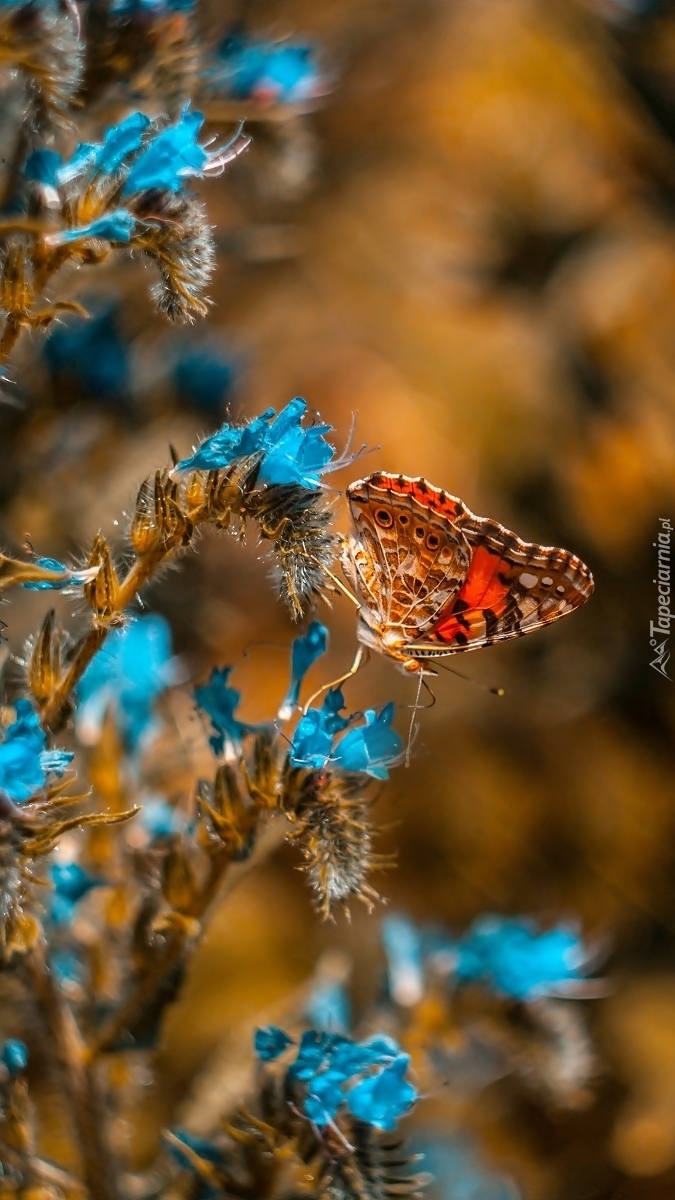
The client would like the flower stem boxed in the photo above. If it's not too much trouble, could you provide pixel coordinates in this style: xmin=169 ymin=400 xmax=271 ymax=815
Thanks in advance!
xmin=24 ymin=941 xmax=120 ymax=1200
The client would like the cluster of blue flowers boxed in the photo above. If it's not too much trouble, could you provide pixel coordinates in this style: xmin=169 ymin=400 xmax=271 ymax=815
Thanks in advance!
xmin=174 ymin=397 xmax=340 ymax=491
xmin=194 ymin=618 xmax=403 ymax=780
xmin=25 ymin=106 xmax=228 ymax=245
xmin=76 ymin=614 xmax=174 ymax=750
xmin=0 ymin=700 xmax=72 ymax=804
xmin=255 ymin=1026 xmax=418 ymax=1131
xmin=382 ymin=912 xmax=591 ymax=1005
xmin=290 ymin=690 xmax=403 ymax=781
xmin=210 ymin=34 xmax=322 ymax=105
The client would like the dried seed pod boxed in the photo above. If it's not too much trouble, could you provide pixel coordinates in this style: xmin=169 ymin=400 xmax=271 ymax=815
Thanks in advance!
xmin=28 ymin=610 xmax=62 ymax=702
xmin=198 ymin=765 xmax=257 ymax=859
xmin=161 ymin=843 xmax=200 ymax=915
xmin=83 ymin=533 xmax=122 ymax=622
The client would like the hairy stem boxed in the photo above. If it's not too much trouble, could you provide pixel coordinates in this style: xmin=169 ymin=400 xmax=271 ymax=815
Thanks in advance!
xmin=92 ymin=819 xmax=287 ymax=1056
xmin=41 ymin=626 xmax=107 ymax=731
xmin=24 ymin=941 xmax=120 ymax=1200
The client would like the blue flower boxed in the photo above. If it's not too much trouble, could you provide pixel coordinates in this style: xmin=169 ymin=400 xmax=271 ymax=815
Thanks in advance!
xmin=382 ymin=915 xmax=424 ymax=1007
xmin=346 ymin=1053 xmax=417 ymax=1131
xmin=288 ymin=1030 xmax=335 ymax=1081
xmin=279 ymin=620 xmax=328 ymax=719
xmin=455 ymin=916 xmax=588 ymax=1001
xmin=304 ymin=1070 xmax=346 ymax=1125
xmin=305 ymin=977 xmax=350 ymax=1036
xmin=418 ymin=1136 xmax=521 ymax=1200
xmin=0 ymin=700 xmax=73 ymax=804
xmin=97 ymin=111 xmax=151 ymax=174
xmin=174 ymin=398 xmax=340 ymax=491
xmin=213 ymin=36 xmax=322 ymax=105
xmin=49 ymin=863 xmax=100 ymax=926
xmin=51 ymin=948 xmax=86 ymax=988
xmin=55 ymin=142 xmax=99 ymax=186
xmin=21 ymin=556 xmax=68 ymax=591
xmin=195 ymin=667 xmax=261 ymax=755
xmin=22 ymin=556 xmax=97 ymax=592
xmin=329 ymin=704 xmax=403 ymax=781
xmin=140 ymin=797 xmax=188 ymax=841
xmin=56 ymin=210 xmax=137 ymax=244
xmin=76 ymin=615 xmax=174 ymax=750
xmin=254 ymin=1026 xmax=294 ymax=1062
xmin=174 ymin=344 xmax=236 ymax=415
xmin=1 ymin=1040 xmax=28 ymax=1078
xmin=289 ymin=689 xmax=349 ymax=770
xmin=24 ymin=148 xmax=62 ymax=185
xmin=44 ymin=307 xmax=130 ymax=403
xmin=122 ymin=105 xmax=208 ymax=195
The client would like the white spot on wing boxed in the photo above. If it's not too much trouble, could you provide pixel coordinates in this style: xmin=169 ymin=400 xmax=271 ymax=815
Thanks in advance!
xmin=519 ymin=572 xmax=538 ymax=589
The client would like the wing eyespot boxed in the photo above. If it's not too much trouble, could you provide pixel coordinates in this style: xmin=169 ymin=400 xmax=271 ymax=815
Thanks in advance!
xmin=374 ymin=508 xmax=394 ymax=528
xmin=398 ymin=514 xmax=409 ymax=526
xmin=425 ymin=532 xmax=441 ymax=551
xmin=414 ymin=526 xmax=425 ymax=541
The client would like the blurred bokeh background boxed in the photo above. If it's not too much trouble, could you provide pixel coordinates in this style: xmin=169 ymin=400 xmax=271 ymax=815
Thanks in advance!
xmin=4 ymin=0 xmax=675 ymax=1196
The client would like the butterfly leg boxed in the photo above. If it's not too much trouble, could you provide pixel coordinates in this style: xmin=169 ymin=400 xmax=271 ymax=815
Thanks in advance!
xmin=303 ymin=645 xmax=369 ymax=712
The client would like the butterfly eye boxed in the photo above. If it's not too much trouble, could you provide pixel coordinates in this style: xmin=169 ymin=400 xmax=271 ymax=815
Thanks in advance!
xmin=425 ymin=532 xmax=440 ymax=550
xmin=374 ymin=508 xmax=394 ymax=528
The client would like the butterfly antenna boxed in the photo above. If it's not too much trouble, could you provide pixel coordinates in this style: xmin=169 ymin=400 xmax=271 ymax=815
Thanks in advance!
xmin=431 ymin=658 xmax=504 ymax=697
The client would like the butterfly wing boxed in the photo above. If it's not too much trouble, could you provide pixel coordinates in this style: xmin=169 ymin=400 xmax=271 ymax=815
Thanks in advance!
xmin=345 ymin=474 xmax=472 ymax=639
xmin=345 ymin=473 xmax=594 ymax=659
xmin=407 ymin=511 xmax=594 ymax=656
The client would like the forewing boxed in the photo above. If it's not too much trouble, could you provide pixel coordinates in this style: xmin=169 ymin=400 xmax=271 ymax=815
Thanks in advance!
xmin=346 ymin=474 xmax=472 ymax=637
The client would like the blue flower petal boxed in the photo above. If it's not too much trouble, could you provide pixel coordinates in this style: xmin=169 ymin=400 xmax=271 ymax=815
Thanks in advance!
xmin=51 ymin=862 xmax=99 ymax=903
xmin=24 ymin=149 xmax=62 ymax=185
xmin=455 ymin=916 xmax=588 ymax=1000
xmin=122 ymin=105 xmax=208 ymax=195
xmin=195 ymin=666 xmax=261 ymax=755
xmin=346 ymin=1053 xmax=417 ymax=1131
xmin=303 ymin=1070 xmax=345 ymax=1126
xmin=382 ymin=915 xmax=424 ymax=1007
xmin=254 ymin=1026 xmax=294 ymax=1062
xmin=77 ymin=615 xmax=174 ymax=750
xmin=329 ymin=703 xmax=403 ymax=780
xmin=60 ymin=210 xmax=137 ymax=244
xmin=96 ymin=112 xmax=151 ymax=174
xmin=1 ymin=1040 xmax=28 ymax=1078
xmin=56 ymin=142 xmax=99 ymax=186
xmin=281 ymin=621 xmax=328 ymax=715
xmin=21 ymin=556 xmax=69 ymax=591
xmin=289 ymin=688 xmax=349 ymax=770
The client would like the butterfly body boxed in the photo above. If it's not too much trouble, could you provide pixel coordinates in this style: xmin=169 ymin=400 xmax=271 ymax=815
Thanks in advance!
xmin=341 ymin=472 xmax=594 ymax=673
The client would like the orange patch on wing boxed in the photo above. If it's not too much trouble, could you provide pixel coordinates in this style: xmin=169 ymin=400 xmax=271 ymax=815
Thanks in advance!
xmin=456 ymin=546 xmax=510 ymax=608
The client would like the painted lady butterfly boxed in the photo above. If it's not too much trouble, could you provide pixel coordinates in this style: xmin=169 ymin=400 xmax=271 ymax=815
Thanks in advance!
xmin=341 ymin=472 xmax=594 ymax=674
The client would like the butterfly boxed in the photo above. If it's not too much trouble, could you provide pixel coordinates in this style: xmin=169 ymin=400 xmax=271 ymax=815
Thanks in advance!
xmin=340 ymin=472 xmax=594 ymax=674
